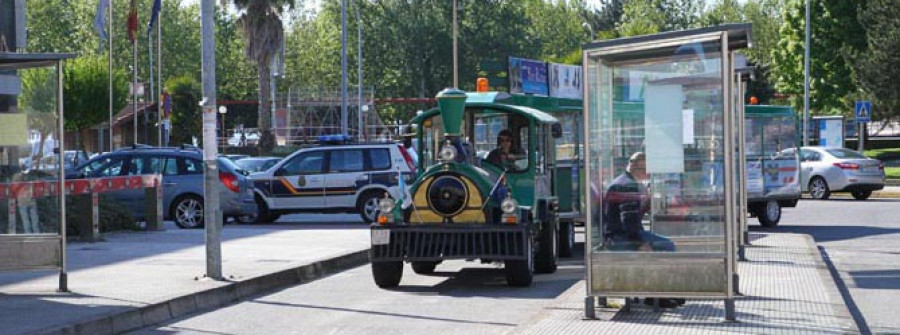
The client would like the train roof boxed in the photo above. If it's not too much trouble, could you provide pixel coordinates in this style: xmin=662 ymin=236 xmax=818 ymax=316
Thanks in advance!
xmin=745 ymin=105 xmax=795 ymax=118
xmin=411 ymin=92 xmax=562 ymax=125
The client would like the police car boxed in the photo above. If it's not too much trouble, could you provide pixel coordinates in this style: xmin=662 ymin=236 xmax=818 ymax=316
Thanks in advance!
xmin=249 ymin=135 xmax=416 ymax=223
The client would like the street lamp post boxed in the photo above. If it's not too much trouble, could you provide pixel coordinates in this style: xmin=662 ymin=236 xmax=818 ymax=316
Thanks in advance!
xmin=219 ymin=105 xmax=227 ymax=153
xmin=582 ymin=22 xmax=595 ymax=41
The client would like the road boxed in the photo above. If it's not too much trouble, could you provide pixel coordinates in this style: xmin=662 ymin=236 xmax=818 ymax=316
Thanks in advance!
xmin=131 ymin=219 xmax=585 ymax=335
xmin=757 ymin=195 xmax=900 ymax=334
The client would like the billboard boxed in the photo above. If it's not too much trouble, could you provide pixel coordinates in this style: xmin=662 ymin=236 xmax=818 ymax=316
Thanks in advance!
xmin=548 ymin=63 xmax=582 ymax=99
xmin=509 ymin=57 xmax=548 ymax=95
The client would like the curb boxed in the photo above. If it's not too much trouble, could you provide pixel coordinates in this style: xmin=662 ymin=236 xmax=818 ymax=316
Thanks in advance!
xmin=36 ymin=249 xmax=371 ymax=335
xmin=797 ymin=233 xmax=862 ymax=334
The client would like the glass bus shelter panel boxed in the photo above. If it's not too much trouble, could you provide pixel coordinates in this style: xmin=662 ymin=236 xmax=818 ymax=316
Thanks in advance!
xmin=586 ymin=38 xmax=734 ymax=296
xmin=1 ymin=66 xmax=63 ymax=271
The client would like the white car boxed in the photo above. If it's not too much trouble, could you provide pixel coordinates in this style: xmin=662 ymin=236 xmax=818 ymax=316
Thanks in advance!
xmin=799 ymin=147 xmax=885 ymax=200
xmin=249 ymin=138 xmax=417 ymax=223
xmin=228 ymin=131 xmax=260 ymax=147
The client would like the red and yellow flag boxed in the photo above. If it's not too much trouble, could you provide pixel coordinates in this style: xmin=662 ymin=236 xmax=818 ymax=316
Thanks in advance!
xmin=127 ymin=0 xmax=138 ymax=43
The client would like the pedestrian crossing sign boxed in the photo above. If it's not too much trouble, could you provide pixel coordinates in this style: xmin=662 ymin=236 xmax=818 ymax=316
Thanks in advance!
xmin=855 ymin=101 xmax=872 ymax=122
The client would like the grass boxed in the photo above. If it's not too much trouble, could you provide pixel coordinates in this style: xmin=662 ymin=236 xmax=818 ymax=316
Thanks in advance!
xmin=864 ymin=148 xmax=900 ymax=159
xmin=886 ymin=167 xmax=900 ymax=179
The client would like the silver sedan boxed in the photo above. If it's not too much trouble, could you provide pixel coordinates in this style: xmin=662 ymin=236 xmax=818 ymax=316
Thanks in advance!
xmin=799 ymin=147 xmax=885 ymax=200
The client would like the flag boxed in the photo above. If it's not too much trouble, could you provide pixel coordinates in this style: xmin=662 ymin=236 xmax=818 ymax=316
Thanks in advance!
xmin=127 ymin=0 xmax=139 ymax=43
xmin=93 ymin=0 xmax=109 ymax=50
xmin=147 ymin=0 xmax=161 ymax=35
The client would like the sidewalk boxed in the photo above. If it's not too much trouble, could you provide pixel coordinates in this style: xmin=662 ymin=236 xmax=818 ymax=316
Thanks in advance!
xmin=514 ymin=232 xmax=860 ymax=334
xmin=0 ymin=219 xmax=370 ymax=335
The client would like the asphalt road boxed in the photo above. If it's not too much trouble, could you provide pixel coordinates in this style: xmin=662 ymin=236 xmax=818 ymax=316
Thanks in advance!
xmin=754 ymin=195 xmax=900 ymax=335
xmin=130 ymin=224 xmax=585 ymax=335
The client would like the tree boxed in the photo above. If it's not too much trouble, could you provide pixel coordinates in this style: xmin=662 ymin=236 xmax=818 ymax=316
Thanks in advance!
xmin=770 ymin=0 xmax=867 ymax=116
xmin=62 ymin=56 xmax=129 ymax=149
xmin=166 ymin=75 xmax=201 ymax=146
xmin=228 ymin=0 xmax=297 ymax=155
xmin=617 ymin=0 xmax=702 ymax=37
xmin=853 ymin=0 xmax=900 ymax=120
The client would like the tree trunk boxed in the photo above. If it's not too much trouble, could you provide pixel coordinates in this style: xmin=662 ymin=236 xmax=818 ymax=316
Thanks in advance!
xmin=257 ymin=57 xmax=275 ymax=155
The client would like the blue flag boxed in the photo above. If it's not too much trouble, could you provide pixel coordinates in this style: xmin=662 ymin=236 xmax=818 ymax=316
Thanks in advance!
xmin=93 ymin=0 xmax=109 ymax=51
xmin=147 ymin=0 xmax=162 ymax=35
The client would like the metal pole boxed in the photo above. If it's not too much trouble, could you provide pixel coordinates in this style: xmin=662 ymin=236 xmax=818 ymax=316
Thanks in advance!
xmin=200 ymin=0 xmax=221 ymax=280
xmin=108 ymin=0 xmax=114 ymax=151
xmin=157 ymin=6 xmax=163 ymax=147
xmin=803 ymin=0 xmax=810 ymax=147
xmin=149 ymin=29 xmax=155 ymax=143
xmin=57 ymin=60 xmax=68 ymax=292
xmin=341 ymin=0 xmax=348 ymax=134
xmin=452 ymin=0 xmax=458 ymax=88
xmin=133 ymin=39 xmax=138 ymax=145
xmin=356 ymin=0 xmax=363 ymax=140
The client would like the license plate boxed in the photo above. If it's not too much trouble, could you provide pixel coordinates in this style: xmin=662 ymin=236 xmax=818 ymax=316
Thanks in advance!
xmin=371 ymin=229 xmax=390 ymax=245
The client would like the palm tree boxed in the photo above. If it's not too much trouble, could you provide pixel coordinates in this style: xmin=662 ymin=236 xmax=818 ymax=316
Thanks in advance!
xmin=227 ymin=0 xmax=295 ymax=154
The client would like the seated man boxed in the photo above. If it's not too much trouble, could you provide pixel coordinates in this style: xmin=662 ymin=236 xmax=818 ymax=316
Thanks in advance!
xmin=485 ymin=130 xmax=523 ymax=168
xmin=602 ymin=152 xmax=681 ymax=308
xmin=602 ymin=152 xmax=675 ymax=252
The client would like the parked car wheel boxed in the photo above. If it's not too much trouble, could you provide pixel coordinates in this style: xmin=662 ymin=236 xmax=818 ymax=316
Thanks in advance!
xmin=504 ymin=241 xmax=534 ymax=287
xmin=253 ymin=197 xmax=280 ymax=223
xmin=358 ymin=190 xmax=388 ymax=223
xmin=808 ymin=177 xmax=831 ymax=200
xmin=172 ymin=194 xmax=204 ymax=229
xmin=755 ymin=200 xmax=781 ymax=227
xmin=851 ymin=190 xmax=872 ymax=200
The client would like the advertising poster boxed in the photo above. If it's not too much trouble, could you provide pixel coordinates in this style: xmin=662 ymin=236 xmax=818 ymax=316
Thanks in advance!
xmin=763 ymin=158 xmax=799 ymax=196
xmin=548 ymin=63 xmax=582 ymax=99
xmin=509 ymin=57 xmax=548 ymax=95
xmin=818 ymin=117 xmax=844 ymax=148
xmin=746 ymin=160 xmax=764 ymax=198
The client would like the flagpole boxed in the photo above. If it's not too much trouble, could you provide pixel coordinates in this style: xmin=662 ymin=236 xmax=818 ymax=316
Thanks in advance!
xmin=108 ymin=0 xmax=114 ymax=151
xmin=149 ymin=29 xmax=155 ymax=145
xmin=133 ymin=38 xmax=137 ymax=146
xmin=157 ymin=4 xmax=162 ymax=147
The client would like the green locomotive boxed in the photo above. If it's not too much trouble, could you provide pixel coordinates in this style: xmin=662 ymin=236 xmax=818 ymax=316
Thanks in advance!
xmin=369 ymin=88 xmax=567 ymax=287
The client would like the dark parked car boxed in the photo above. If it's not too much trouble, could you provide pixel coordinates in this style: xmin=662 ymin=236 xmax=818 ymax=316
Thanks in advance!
xmin=69 ymin=146 xmax=257 ymax=228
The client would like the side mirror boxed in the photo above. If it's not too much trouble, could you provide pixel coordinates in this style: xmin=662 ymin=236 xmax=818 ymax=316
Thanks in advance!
xmin=551 ymin=124 xmax=563 ymax=139
xmin=275 ymin=168 xmax=287 ymax=176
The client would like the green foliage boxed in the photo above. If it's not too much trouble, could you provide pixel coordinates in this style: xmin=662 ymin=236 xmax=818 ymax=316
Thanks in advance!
xmin=770 ymin=0 xmax=866 ymax=117
xmin=63 ymin=56 xmax=129 ymax=135
xmin=166 ymin=75 xmax=202 ymax=146
xmin=618 ymin=0 xmax=704 ymax=36
xmin=853 ymin=0 xmax=900 ymax=120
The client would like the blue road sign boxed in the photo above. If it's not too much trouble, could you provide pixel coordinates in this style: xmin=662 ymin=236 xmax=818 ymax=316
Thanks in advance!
xmin=855 ymin=101 xmax=872 ymax=122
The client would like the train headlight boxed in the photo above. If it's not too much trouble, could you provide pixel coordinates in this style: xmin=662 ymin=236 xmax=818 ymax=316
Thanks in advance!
xmin=439 ymin=142 xmax=458 ymax=162
xmin=378 ymin=197 xmax=396 ymax=214
xmin=501 ymin=198 xmax=518 ymax=214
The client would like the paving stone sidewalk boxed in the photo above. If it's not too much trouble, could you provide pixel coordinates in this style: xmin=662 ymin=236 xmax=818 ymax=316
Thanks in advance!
xmin=514 ymin=233 xmax=859 ymax=334
xmin=0 ymin=220 xmax=370 ymax=335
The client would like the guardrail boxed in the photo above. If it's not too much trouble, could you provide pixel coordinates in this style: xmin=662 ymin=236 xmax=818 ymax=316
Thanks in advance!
xmin=1 ymin=175 xmax=162 ymax=242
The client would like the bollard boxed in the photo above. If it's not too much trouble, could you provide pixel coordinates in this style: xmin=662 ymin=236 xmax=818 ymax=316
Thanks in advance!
xmin=8 ymin=198 xmax=16 ymax=234
xmin=144 ymin=175 xmax=164 ymax=231
xmin=72 ymin=179 xmax=101 ymax=242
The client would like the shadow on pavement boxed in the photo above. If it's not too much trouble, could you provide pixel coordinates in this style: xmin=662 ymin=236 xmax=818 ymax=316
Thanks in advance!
xmin=751 ymin=225 xmax=900 ymax=243
xmin=848 ymin=269 xmax=900 ymax=290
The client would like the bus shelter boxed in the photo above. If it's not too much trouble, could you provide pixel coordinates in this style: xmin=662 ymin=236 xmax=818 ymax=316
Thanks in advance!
xmin=582 ymin=24 xmax=752 ymax=321
xmin=0 ymin=52 xmax=74 ymax=291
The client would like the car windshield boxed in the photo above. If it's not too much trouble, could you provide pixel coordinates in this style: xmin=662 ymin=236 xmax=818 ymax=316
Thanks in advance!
xmin=825 ymin=148 xmax=867 ymax=159
xmin=236 ymin=159 xmax=275 ymax=172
